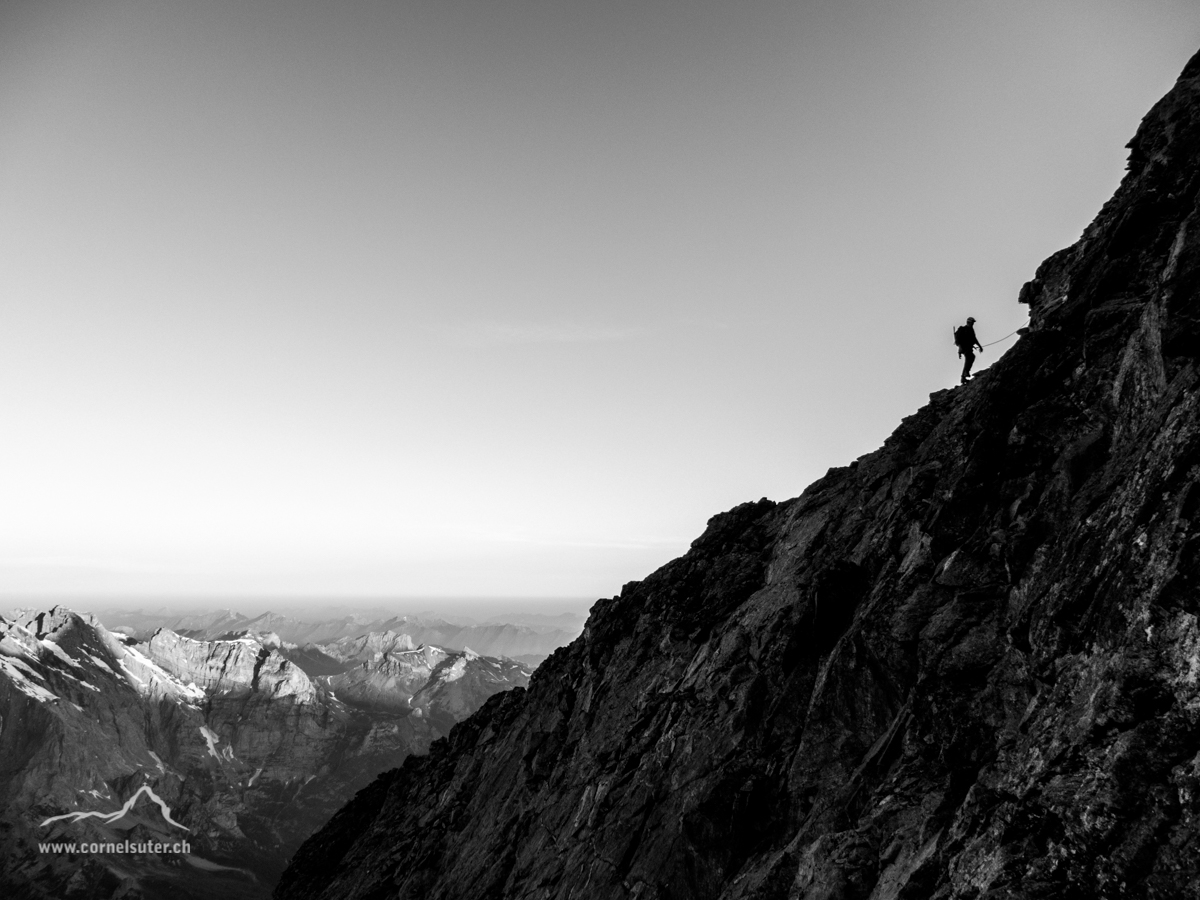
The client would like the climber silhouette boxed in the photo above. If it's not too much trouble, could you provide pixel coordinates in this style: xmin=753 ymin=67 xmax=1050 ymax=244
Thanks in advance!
xmin=954 ymin=317 xmax=983 ymax=384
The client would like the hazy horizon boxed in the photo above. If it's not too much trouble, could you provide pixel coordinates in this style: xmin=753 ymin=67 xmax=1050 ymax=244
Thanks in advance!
xmin=2 ymin=593 xmax=596 ymax=624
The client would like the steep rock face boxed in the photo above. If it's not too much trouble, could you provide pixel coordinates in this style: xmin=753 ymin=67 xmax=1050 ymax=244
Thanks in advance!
xmin=318 ymin=630 xmax=419 ymax=664
xmin=276 ymin=52 xmax=1200 ymax=900
xmin=321 ymin=642 xmax=532 ymax=730
xmin=322 ymin=644 xmax=447 ymax=713
xmin=146 ymin=629 xmax=316 ymax=701
xmin=407 ymin=649 xmax=533 ymax=736
xmin=0 ymin=609 xmax=206 ymax=823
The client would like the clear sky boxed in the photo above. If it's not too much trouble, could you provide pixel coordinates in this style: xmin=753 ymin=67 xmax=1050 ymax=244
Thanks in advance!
xmin=2 ymin=0 xmax=1198 ymax=601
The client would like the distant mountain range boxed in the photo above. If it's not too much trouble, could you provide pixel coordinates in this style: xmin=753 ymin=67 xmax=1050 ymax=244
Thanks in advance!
xmin=0 ymin=605 xmax=543 ymax=898
xmin=94 ymin=607 xmax=584 ymax=668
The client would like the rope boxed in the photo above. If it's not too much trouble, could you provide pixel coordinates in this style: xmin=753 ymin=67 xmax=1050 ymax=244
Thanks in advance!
xmin=980 ymin=329 xmax=1021 ymax=348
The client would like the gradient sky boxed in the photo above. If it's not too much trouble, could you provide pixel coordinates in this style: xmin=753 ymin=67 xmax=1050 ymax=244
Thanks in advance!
xmin=2 ymin=0 xmax=1199 ymax=600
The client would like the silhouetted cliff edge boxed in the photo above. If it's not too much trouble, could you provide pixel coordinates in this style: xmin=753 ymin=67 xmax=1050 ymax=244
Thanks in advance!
xmin=277 ymin=50 xmax=1200 ymax=900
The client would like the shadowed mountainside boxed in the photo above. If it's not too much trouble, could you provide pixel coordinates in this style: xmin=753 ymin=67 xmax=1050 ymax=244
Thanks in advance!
xmin=276 ymin=50 xmax=1200 ymax=900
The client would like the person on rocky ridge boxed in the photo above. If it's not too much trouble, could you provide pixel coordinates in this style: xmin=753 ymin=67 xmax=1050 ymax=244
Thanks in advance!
xmin=954 ymin=316 xmax=983 ymax=383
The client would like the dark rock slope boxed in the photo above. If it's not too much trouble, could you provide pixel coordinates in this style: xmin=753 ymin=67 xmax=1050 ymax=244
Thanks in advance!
xmin=277 ymin=51 xmax=1200 ymax=900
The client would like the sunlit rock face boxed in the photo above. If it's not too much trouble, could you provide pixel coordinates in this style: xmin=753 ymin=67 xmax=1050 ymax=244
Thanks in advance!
xmin=0 ymin=608 xmax=529 ymax=899
xmin=319 ymin=638 xmax=533 ymax=728
xmin=313 ymin=634 xmax=447 ymax=713
xmin=277 ymin=51 xmax=1200 ymax=900
xmin=317 ymin=629 xmax=420 ymax=663
xmin=407 ymin=648 xmax=533 ymax=736
xmin=148 ymin=628 xmax=318 ymax=703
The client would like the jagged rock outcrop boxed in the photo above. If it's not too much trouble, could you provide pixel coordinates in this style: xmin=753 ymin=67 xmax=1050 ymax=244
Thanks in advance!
xmin=318 ymin=630 xmax=420 ymax=663
xmin=259 ymin=627 xmax=537 ymax=723
xmin=322 ymin=644 xmax=447 ymax=713
xmin=148 ymin=629 xmax=316 ymax=702
xmin=276 ymin=51 xmax=1200 ymax=900
xmin=407 ymin=649 xmax=533 ymax=736
xmin=318 ymin=639 xmax=532 ymax=729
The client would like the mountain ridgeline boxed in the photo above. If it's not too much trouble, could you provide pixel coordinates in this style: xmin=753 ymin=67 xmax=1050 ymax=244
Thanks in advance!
xmin=103 ymin=608 xmax=579 ymax=669
xmin=276 ymin=53 xmax=1200 ymax=900
xmin=0 ymin=609 xmax=532 ymax=898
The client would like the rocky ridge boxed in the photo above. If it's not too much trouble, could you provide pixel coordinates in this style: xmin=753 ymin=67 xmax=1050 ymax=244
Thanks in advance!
xmin=321 ymin=643 xmax=448 ymax=713
xmin=315 ymin=636 xmax=533 ymax=727
xmin=146 ymin=629 xmax=316 ymax=701
xmin=406 ymin=648 xmax=532 ymax=737
xmin=276 ymin=51 xmax=1200 ymax=900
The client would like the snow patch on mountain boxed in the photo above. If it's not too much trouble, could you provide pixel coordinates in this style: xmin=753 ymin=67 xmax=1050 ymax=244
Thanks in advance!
xmin=200 ymin=726 xmax=221 ymax=759
xmin=0 ymin=656 xmax=57 ymax=703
